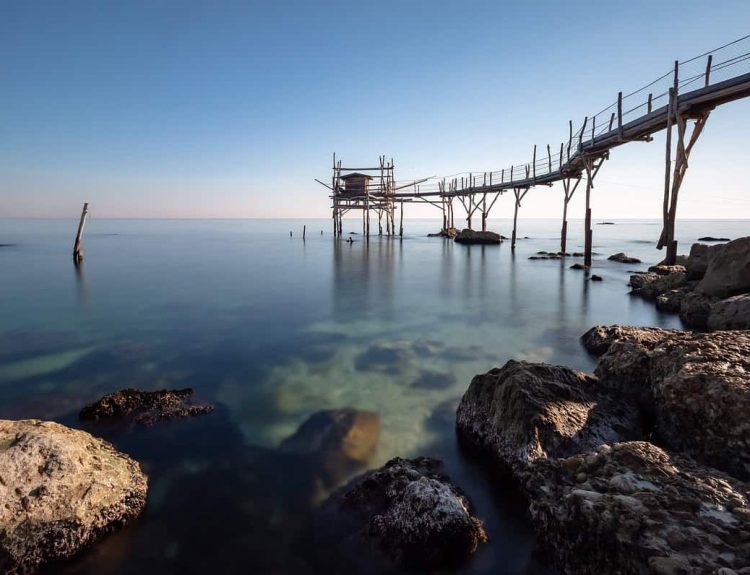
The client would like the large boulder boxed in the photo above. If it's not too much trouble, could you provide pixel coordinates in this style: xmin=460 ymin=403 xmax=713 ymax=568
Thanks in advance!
xmin=686 ymin=242 xmax=721 ymax=280
xmin=279 ymin=408 xmax=380 ymax=487
xmin=454 ymin=229 xmax=501 ymax=245
xmin=707 ymin=293 xmax=750 ymax=331
xmin=648 ymin=331 xmax=750 ymax=480
xmin=696 ymin=236 xmax=750 ymax=297
xmin=592 ymin=329 xmax=750 ymax=480
xmin=678 ymin=290 xmax=718 ymax=329
xmin=455 ymin=360 xmax=642 ymax=475
xmin=313 ymin=457 xmax=487 ymax=572
xmin=580 ymin=325 xmax=679 ymax=356
xmin=525 ymin=441 xmax=750 ymax=575
xmin=79 ymin=388 xmax=214 ymax=426
xmin=0 ymin=420 xmax=147 ymax=574
xmin=655 ymin=287 xmax=690 ymax=313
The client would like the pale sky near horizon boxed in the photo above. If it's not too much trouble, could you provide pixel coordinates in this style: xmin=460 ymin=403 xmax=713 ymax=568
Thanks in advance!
xmin=2 ymin=1 xmax=749 ymax=220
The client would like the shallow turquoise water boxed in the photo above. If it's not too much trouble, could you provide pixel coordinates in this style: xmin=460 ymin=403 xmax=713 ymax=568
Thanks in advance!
xmin=0 ymin=218 xmax=746 ymax=574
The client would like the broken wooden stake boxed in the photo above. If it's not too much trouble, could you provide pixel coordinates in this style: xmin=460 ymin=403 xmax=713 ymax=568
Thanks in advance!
xmin=73 ymin=203 xmax=88 ymax=264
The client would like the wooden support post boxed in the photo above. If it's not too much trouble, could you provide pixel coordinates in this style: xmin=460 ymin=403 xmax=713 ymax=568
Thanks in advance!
xmin=608 ymin=112 xmax=615 ymax=131
xmin=647 ymin=93 xmax=653 ymax=114
xmin=617 ymin=92 xmax=623 ymax=139
xmin=303 ymin=225 xmax=306 ymax=239
xmin=584 ymin=159 xmax=593 ymax=267
xmin=568 ymin=120 xmax=572 ymax=161
xmin=532 ymin=145 xmax=537 ymax=181
xmin=705 ymin=54 xmax=713 ymax=87
xmin=579 ymin=117 xmax=587 ymax=152
xmin=511 ymin=188 xmax=528 ymax=251
xmin=73 ymin=202 xmax=88 ymax=263
xmin=399 ymin=200 xmax=404 ymax=237
xmin=658 ymin=86 xmax=676 ymax=252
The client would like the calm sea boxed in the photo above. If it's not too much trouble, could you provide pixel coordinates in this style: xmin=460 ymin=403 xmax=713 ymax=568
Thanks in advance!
xmin=1 ymin=217 xmax=746 ymax=574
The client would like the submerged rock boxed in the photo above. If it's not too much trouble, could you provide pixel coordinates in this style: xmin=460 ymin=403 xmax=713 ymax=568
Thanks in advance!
xmin=279 ymin=408 xmax=380 ymax=487
xmin=569 ymin=263 xmax=587 ymax=270
xmin=707 ymin=293 xmax=750 ymax=331
xmin=455 ymin=360 xmax=642 ymax=475
xmin=0 ymin=419 xmax=147 ymax=574
xmin=314 ymin=457 xmax=487 ymax=572
xmin=608 ymin=252 xmax=641 ymax=264
xmin=79 ymin=388 xmax=214 ymax=426
xmin=454 ymin=229 xmax=502 ymax=245
xmin=590 ymin=274 xmax=603 ymax=282
xmin=696 ymin=236 xmax=750 ymax=298
xmin=525 ymin=441 xmax=750 ymax=575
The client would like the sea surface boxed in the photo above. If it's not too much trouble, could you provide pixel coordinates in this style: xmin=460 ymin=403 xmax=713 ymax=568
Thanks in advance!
xmin=1 ymin=217 xmax=747 ymax=574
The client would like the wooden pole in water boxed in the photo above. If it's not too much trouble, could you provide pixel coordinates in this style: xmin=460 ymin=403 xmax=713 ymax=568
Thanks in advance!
xmin=399 ymin=200 xmax=404 ymax=237
xmin=73 ymin=202 xmax=88 ymax=263
xmin=303 ymin=225 xmax=306 ymax=239
xmin=584 ymin=159 xmax=593 ymax=267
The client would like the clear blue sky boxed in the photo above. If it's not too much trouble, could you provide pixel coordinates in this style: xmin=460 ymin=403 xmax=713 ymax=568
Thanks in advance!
xmin=2 ymin=0 xmax=749 ymax=219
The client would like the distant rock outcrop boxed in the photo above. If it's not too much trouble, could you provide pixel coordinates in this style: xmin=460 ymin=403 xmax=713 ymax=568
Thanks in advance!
xmin=0 ymin=419 xmax=147 ymax=574
xmin=454 ymin=229 xmax=502 ymax=244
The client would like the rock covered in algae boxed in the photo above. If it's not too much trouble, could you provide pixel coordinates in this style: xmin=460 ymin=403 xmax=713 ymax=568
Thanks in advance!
xmin=0 ymin=419 xmax=147 ymax=574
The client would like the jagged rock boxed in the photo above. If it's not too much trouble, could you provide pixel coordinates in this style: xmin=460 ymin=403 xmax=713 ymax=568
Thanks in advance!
xmin=708 ymin=294 xmax=750 ymax=331
xmin=679 ymin=290 xmax=718 ymax=329
xmin=79 ymin=388 xmax=214 ymax=426
xmin=648 ymin=264 xmax=686 ymax=276
xmin=580 ymin=325 xmax=679 ymax=357
xmin=454 ymin=229 xmax=501 ymax=245
xmin=696 ymin=236 xmax=750 ymax=297
xmin=313 ymin=457 xmax=487 ymax=572
xmin=591 ymin=328 xmax=750 ymax=480
xmin=649 ymin=331 xmax=750 ymax=479
xmin=279 ymin=408 xmax=380 ymax=487
xmin=0 ymin=420 xmax=147 ymax=574
xmin=455 ymin=361 xmax=642 ymax=476
xmin=524 ymin=441 xmax=750 ymax=575
xmin=608 ymin=252 xmax=641 ymax=264
xmin=629 ymin=271 xmax=688 ymax=301
xmin=655 ymin=286 xmax=691 ymax=313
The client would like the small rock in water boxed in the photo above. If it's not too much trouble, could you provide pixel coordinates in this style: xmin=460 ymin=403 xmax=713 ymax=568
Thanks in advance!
xmin=0 ymin=419 xmax=147 ymax=574
xmin=608 ymin=252 xmax=641 ymax=264
xmin=570 ymin=263 xmax=587 ymax=270
xmin=454 ymin=229 xmax=501 ymax=245
xmin=314 ymin=457 xmax=487 ymax=572
xmin=698 ymin=236 xmax=730 ymax=242
xmin=590 ymin=274 xmax=603 ymax=281
xmin=79 ymin=388 xmax=214 ymax=426
xmin=597 ymin=221 xmax=615 ymax=225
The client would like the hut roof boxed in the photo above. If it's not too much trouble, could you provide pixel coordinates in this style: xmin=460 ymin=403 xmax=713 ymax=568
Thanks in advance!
xmin=340 ymin=172 xmax=374 ymax=180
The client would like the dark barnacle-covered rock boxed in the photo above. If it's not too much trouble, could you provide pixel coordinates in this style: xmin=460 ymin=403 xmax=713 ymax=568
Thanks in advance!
xmin=79 ymin=388 xmax=214 ymax=426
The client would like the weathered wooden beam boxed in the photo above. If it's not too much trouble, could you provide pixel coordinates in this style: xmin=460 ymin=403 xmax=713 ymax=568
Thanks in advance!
xmin=73 ymin=202 xmax=88 ymax=263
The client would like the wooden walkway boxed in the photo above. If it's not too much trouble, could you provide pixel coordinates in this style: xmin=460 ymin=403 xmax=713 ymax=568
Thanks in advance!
xmin=321 ymin=35 xmax=750 ymax=265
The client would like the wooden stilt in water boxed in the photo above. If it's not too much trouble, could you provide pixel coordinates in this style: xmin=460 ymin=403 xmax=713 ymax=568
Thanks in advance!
xmin=73 ymin=202 xmax=88 ymax=264
xmin=560 ymin=177 xmax=580 ymax=254
xmin=511 ymin=188 xmax=528 ymax=250
xmin=303 ymin=225 xmax=306 ymax=239
xmin=399 ymin=200 xmax=404 ymax=237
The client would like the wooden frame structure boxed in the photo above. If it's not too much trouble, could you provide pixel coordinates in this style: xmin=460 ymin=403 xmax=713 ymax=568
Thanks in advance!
xmin=317 ymin=37 xmax=750 ymax=259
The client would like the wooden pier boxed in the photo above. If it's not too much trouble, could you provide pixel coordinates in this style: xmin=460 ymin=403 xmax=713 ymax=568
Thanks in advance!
xmin=318 ymin=35 xmax=750 ymax=263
